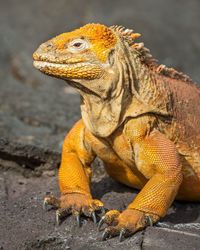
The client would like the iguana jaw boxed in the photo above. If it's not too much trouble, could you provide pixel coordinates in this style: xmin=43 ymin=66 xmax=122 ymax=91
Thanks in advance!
xmin=33 ymin=60 xmax=103 ymax=80
xmin=33 ymin=55 xmax=110 ymax=99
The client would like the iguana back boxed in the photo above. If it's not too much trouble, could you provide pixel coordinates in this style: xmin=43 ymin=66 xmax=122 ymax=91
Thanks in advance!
xmin=156 ymin=70 xmax=200 ymax=148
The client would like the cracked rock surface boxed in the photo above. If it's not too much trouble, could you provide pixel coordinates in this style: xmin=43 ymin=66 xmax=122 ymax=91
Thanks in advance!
xmin=0 ymin=0 xmax=200 ymax=249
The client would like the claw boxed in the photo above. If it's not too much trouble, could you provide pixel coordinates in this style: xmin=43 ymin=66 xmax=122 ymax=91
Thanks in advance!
xmin=75 ymin=213 xmax=81 ymax=227
xmin=119 ymin=228 xmax=126 ymax=242
xmin=92 ymin=211 xmax=97 ymax=224
xmin=43 ymin=200 xmax=48 ymax=210
xmin=43 ymin=195 xmax=60 ymax=210
xmin=146 ymin=216 xmax=153 ymax=227
xmin=56 ymin=210 xmax=61 ymax=225
xmin=43 ymin=199 xmax=53 ymax=211
xmin=98 ymin=216 xmax=105 ymax=231
xmin=102 ymin=229 xmax=110 ymax=241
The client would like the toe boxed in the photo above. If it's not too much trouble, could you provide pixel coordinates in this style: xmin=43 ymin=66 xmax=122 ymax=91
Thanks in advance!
xmin=56 ymin=207 xmax=71 ymax=225
xmin=47 ymin=193 xmax=104 ymax=226
xmin=92 ymin=199 xmax=104 ymax=210
xmin=101 ymin=223 xmax=135 ymax=241
xmin=43 ymin=195 xmax=60 ymax=210
xmin=81 ymin=205 xmax=94 ymax=217
xmin=98 ymin=210 xmax=120 ymax=231
xmin=101 ymin=225 xmax=122 ymax=240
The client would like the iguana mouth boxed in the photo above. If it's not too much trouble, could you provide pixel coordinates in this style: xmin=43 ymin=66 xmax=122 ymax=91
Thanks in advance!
xmin=33 ymin=60 xmax=102 ymax=78
xmin=33 ymin=60 xmax=93 ymax=70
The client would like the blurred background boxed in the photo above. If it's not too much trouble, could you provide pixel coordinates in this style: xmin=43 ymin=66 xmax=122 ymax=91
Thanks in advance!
xmin=0 ymin=0 xmax=200 ymax=152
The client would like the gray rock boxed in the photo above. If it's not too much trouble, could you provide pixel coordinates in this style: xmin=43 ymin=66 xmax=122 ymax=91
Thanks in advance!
xmin=143 ymin=227 xmax=200 ymax=250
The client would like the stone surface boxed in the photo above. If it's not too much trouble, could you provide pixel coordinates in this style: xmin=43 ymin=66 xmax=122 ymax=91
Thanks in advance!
xmin=143 ymin=227 xmax=200 ymax=250
xmin=0 ymin=0 xmax=200 ymax=249
xmin=0 ymin=138 xmax=60 ymax=172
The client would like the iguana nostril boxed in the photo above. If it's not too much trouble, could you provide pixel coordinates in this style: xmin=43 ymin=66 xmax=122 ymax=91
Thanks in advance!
xmin=47 ymin=43 xmax=53 ymax=49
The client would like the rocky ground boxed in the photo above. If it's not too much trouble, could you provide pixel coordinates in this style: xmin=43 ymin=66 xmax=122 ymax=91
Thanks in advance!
xmin=0 ymin=0 xmax=200 ymax=249
xmin=0 ymin=143 xmax=200 ymax=250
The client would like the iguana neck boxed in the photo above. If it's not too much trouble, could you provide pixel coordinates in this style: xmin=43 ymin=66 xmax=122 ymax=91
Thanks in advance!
xmin=126 ymin=49 xmax=172 ymax=117
xmin=80 ymin=42 xmax=171 ymax=137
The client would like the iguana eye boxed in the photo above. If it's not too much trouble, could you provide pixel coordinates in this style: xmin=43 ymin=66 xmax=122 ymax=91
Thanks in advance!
xmin=68 ymin=39 xmax=89 ymax=52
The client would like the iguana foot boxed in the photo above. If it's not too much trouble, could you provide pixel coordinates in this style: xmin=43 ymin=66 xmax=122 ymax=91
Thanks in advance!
xmin=43 ymin=193 xmax=104 ymax=226
xmin=98 ymin=209 xmax=159 ymax=241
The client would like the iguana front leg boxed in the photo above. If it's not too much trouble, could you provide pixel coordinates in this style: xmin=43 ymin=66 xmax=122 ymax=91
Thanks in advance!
xmin=100 ymin=123 xmax=183 ymax=241
xmin=44 ymin=120 xmax=104 ymax=225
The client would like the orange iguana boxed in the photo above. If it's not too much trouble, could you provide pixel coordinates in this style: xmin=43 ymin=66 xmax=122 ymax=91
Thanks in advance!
xmin=33 ymin=23 xmax=200 ymax=241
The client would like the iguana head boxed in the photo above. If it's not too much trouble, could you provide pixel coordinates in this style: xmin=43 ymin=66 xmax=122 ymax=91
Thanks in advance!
xmin=33 ymin=23 xmax=169 ymax=137
xmin=33 ymin=23 xmax=140 ymax=98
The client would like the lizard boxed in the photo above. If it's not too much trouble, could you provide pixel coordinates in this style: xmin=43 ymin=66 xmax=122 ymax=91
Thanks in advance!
xmin=33 ymin=23 xmax=200 ymax=241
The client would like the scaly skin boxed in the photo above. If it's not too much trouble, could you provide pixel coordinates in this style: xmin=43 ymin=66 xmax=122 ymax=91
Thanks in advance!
xmin=33 ymin=24 xmax=200 ymax=241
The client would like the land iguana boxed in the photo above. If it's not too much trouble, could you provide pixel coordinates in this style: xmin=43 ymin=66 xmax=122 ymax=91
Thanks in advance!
xmin=33 ymin=23 xmax=200 ymax=241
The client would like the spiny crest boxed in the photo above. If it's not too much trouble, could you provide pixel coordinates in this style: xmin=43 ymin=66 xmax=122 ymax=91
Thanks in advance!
xmin=132 ymin=42 xmax=157 ymax=66
xmin=110 ymin=25 xmax=141 ymax=45
xmin=134 ymin=44 xmax=192 ymax=83
xmin=110 ymin=25 xmax=156 ymax=66
xmin=156 ymin=65 xmax=193 ymax=83
xmin=110 ymin=25 xmax=192 ymax=83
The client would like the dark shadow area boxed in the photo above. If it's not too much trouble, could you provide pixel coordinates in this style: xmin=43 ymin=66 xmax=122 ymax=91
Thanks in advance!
xmin=163 ymin=201 xmax=200 ymax=224
xmin=92 ymin=176 xmax=134 ymax=199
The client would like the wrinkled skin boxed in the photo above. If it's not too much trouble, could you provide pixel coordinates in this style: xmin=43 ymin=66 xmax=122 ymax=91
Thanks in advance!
xmin=33 ymin=23 xmax=200 ymax=241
